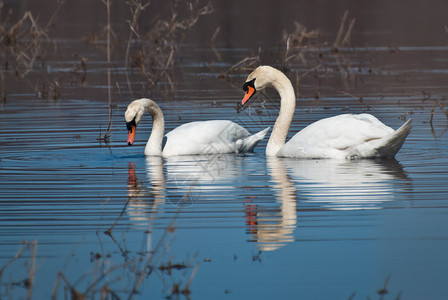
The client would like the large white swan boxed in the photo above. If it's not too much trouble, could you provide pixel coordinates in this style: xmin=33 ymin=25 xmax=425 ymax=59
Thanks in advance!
xmin=241 ymin=66 xmax=412 ymax=159
xmin=125 ymin=98 xmax=269 ymax=157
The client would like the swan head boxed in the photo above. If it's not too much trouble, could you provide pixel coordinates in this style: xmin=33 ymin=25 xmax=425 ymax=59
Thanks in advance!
xmin=242 ymin=65 xmax=281 ymax=106
xmin=124 ymin=98 xmax=154 ymax=145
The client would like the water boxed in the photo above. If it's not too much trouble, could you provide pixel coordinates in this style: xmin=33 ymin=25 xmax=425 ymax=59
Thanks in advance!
xmin=1 ymin=1 xmax=448 ymax=299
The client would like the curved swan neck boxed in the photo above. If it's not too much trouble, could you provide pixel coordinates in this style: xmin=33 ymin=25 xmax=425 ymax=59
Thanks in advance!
xmin=138 ymin=99 xmax=165 ymax=156
xmin=265 ymin=70 xmax=296 ymax=156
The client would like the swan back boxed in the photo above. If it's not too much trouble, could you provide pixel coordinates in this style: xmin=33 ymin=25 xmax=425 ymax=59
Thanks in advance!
xmin=163 ymin=120 xmax=250 ymax=156
xmin=277 ymin=114 xmax=411 ymax=159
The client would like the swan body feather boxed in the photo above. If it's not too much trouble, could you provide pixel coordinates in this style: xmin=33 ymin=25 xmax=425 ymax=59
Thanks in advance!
xmin=277 ymin=114 xmax=411 ymax=159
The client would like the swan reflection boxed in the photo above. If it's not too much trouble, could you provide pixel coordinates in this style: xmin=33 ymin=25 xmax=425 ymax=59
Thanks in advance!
xmin=126 ymin=154 xmax=241 ymax=221
xmin=245 ymin=157 xmax=297 ymax=251
xmin=126 ymin=157 xmax=165 ymax=223
xmin=163 ymin=154 xmax=240 ymax=206
xmin=126 ymin=155 xmax=300 ymax=252
xmin=125 ymin=155 xmax=410 ymax=252
xmin=282 ymin=158 xmax=411 ymax=210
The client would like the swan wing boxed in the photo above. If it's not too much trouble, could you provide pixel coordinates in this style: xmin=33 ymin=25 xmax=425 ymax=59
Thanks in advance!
xmin=162 ymin=120 xmax=252 ymax=156
xmin=277 ymin=114 xmax=410 ymax=159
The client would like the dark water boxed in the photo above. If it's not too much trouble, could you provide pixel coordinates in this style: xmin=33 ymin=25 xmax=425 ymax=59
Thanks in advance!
xmin=1 ymin=1 xmax=448 ymax=299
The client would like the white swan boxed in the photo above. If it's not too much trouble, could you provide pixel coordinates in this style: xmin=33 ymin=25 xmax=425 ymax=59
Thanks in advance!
xmin=125 ymin=98 xmax=269 ymax=157
xmin=241 ymin=66 xmax=412 ymax=159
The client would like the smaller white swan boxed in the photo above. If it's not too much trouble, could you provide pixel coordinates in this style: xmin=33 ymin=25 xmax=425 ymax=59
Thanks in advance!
xmin=125 ymin=98 xmax=269 ymax=157
xmin=241 ymin=66 xmax=412 ymax=159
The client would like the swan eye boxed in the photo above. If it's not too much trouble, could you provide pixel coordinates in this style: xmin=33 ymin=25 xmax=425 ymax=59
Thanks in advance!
xmin=126 ymin=117 xmax=136 ymax=132
xmin=242 ymin=78 xmax=256 ymax=92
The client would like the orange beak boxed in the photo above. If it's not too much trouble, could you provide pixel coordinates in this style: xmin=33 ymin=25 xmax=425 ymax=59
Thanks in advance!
xmin=127 ymin=125 xmax=136 ymax=145
xmin=242 ymin=85 xmax=255 ymax=106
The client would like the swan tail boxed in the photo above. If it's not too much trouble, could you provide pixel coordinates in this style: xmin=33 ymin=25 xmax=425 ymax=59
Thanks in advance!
xmin=348 ymin=119 xmax=412 ymax=159
xmin=237 ymin=127 xmax=270 ymax=153
xmin=357 ymin=119 xmax=412 ymax=159
xmin=379 ymin=118 xmax=412 ymax=157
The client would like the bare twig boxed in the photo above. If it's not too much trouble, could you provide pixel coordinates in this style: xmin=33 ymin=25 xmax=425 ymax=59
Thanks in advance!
xmin=333 ymin=10 xmax=348 ymax=49
xmin=104 ymin=197 xmax=132 ymax=236
xmin=181 ymin=261 xmax=199 ymax=295
xmin=341 ymin=17 xmax=356 ymax=47
xmin=210 ymin=25 xmax=222 ymax=60
xmin=299 ymin=63 xmax=323 ymax=79
xmin=0 ymin=242 xmax=32 ymax=279
xmin=210 ymin=25 xmax=221 ymax=44
xmin=26 ymin=241 xmax=37 ymax=300
xmin=436 ymin=98 xmax=448 ymax=120
xmin=377 ymin=275 xmax=390 ymax=296
xmin=124 ymin=0 xmax=151 ymax=94
xmin=430 ymin=100 xmax=436 ymax=125
xmin=100 ymin=0 xmax=113 ymax=141
xmin=332 ymin=10 xmax=356 ymax=51
xmin=282 ymin=21 xmax=319 ymax=66
xmin=219 ymin=54 xmax=260 ymax=79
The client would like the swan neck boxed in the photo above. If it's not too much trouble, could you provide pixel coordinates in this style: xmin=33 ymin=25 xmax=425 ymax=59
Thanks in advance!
xmin=266 ymin=74 xmax=296 ymax=156
xmin=143 ymin=102 xmax=165 ymax=156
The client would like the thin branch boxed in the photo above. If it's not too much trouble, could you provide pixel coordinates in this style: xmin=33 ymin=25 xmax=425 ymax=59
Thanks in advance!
xmin=332 ymin=10 xmax=355 ymax=51
xmin=124 ymin=0 xmax=151 ymax=94
xmin=341 ymin=17 xmax=356 ymax=47
xmin=333 ymin=10 xmax=348 ymax=49
xmin=299 ymin=63 xmax=323 ymax=79
xmin=436 ymin=98 xmax=448 ymax=120
xmin=430 ymin=101 xmax=435 ymax=125
xmin=0 ymin=242 xmax=32 ymax=278
xmin=26 ymin=241 xmax=37 ymax=300
xmin=104 ymin=197 xmax=132 ymax=236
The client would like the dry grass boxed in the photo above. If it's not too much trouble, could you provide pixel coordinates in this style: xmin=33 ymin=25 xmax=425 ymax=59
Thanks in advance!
xmin=0 ymin=0 xmax=65 ymax=77
xmin=219 ymin=10 xmax=362 ymax=110
xmin=0 ymin=0 xmax=212 ymax=104
xmin=219 ymin=52 xmax=261 ymax=81
xmin=0 ymin=241 xmax=37 ymax=300
xmin=281 ymin=21 xmax=320 ymax=68
xmin=124 ymin=0 xmax=213 ymax=96
xmin=0 ymin=241 xmax=404 ymax=300
xmin=0 ymin=216 xmax=198 ymax=299
xmin=0 ymin=0 xmax=66 ymax=101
